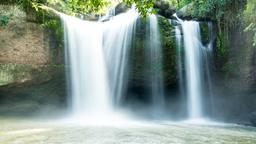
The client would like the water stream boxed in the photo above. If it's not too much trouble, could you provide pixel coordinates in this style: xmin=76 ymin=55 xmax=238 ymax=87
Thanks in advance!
xmin=182 ymin=21 xmax=204 ymax=119
xmin=174 ymin=17 xmax=214 ymax=121
xmin=62 ymin=15 xmax=111 ymax=118
xmin=147 ymin=15 xmax=165 ymax=116
xmin=62 ymin=9 xmax=139 ymax=120
xmin=103 ymin=8 xmax=138 ymax=106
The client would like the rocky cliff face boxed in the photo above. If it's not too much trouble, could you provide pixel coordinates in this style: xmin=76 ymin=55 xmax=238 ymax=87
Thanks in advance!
xmin=212 ymin=22 xmax=256 ymax=126
xmin=0 ymin=5 xmax=67 ymax=116
xmin=0 ymin=5 xmax=53 ymax=85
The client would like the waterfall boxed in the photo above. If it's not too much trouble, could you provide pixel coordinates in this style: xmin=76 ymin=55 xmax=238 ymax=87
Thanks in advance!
xmin=147 ymin=15 xmax=165 ymax=116
xmin=61 ymin=6 xmax=215 ymax=121
xmin=61 ymin=9 xmax=138 ymax=119
xmin=174 ymin=24 xmax=185 ymax=99
xmin=62 ymin=15 xmax=111 ymax=118
xmin=182 ymin=21 xmax=204 ymax=119
xmin=173 ymin=18 xmax=214 ymax=121
xmin=103 ymin=9 xmax=138 ymax=106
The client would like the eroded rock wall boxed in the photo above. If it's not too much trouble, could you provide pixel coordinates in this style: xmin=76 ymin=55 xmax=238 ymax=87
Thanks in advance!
xmin=0 ymin=5 xmax=66 ymax=116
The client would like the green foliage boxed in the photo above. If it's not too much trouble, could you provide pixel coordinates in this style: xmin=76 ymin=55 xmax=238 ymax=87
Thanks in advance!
xmin=16 ymin=0 xmax=157 ymax=17
xmin=63 ymin=0 xmax=111 ymax=15
xmin=176 ymin=0 xmax=246 ymax=24
xmin=216 ymin=32 xmax=230 ymax=77
xmin=176 ymin=0 xmax=191 ymax=8
xmin=200 ymin=23 xmax=209 ymax=45
xmin=18 ymin=0 xmax=46 ymax=12
xmin=0 ymin=15 xmax=10 ymax=26
xmin=16 ymin=0 xmax=110 ymax=15
xmin=165 ymin=0 xmax=179 ymax=6
xmin=124 ymin=0 xmax=155 ymax=17
xmin=10 ymin=0 xmax=63 ymax=48
xmin=42 ymin=18 xmax=63 ymax=46
xmin=14 ymin=0 xmax=170 ymax=18
xmin=217 ymin=33 xmax=228 ymax=58
xmin=243 ymin=0 xmax=256 ymax=47
xmin=157 ymin=16 xmax=177 ymax=83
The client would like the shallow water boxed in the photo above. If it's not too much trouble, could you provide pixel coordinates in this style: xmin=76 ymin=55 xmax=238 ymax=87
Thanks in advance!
xmin=0 ymin=118 xmax=256 ymax=144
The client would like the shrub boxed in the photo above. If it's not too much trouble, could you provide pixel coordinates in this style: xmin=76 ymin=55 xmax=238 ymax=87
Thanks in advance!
xmin=0 ymin=15 xmax=10 ymax=26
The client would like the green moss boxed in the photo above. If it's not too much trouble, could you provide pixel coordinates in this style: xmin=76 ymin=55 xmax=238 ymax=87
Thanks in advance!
xmin=243 ymin=0 xmax=256 ymax=48
xmin=43 ymin=18 xmax=63 ymax=43
xmin=0 ymin=68 xmax=67 ymax=115
xmin=216 ymin=33 xmax=228 ymax=58
xmin=0 ymin=64 xmax=30 ymax=86
xmin=130 ymin=16 xmax=177 ymax=86
xmin=0 ymin=64 xmax=65 ymax=86
xmin=200 ymin=22 xmax=209 ymax=45
xmin=158 ymin=16 xmax=177 ymax=86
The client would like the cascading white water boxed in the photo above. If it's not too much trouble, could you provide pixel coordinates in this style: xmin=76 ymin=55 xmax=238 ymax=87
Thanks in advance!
xmin=174 ymin=24 xmax=185 ymax=98
xmin=147 ymin=15 xmax=165 ymax=115
xmin=173 ymin=14 xmax=214 ymax=121
xmin=182 ymin=21 xmax=203 ymax=119
xmin=103 ymin=8 xmax=138 ymax=106
xmin=99 ymin=7 xmax=116 ymax=22
xmin=61 ymin=8 xmax=138 ymax=120
xmin=62 ymin=15 xmax=111 ymax=118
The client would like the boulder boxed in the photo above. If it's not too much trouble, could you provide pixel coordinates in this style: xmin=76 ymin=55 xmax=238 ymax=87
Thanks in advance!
xmin=115 ymin=2 xmax=130 ymax=16
xmin=176 ymin=3 xmax=194 ymax=19
xmin=154 ymin=0 xmax=176 ymax=18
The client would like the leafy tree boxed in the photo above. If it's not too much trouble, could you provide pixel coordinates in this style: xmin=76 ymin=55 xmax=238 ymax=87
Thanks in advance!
xmin=123 ymin=0 xmax=155 ymax=17
xmin=15 ymin=0 xmax=156 ymax=16
xmin=175 ymin=0 xmax=191 ymax=8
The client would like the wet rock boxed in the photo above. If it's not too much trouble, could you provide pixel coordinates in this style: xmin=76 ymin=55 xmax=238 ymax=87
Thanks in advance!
xmin=176 ymin=3 xmax=194 ymax=20
xmin=154 ymin=0 xmax=176 ymax=18
xmin=115 ymin=3 xmax=130 ymax=16
xmin=176 ymin=3 xmax=212 ymax=21
xmin=129 ymin=17 xmax=177 ymax=88
xmin=0 ymin=69 xmax=67 ymax=115
xmin=0 ymin=5 xmax=66 ymax=115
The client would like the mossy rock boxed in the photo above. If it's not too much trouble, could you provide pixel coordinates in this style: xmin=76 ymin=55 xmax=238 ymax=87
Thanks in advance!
xmin=154 ymin=0 xmax=176 ymax=18
xmin=200 ymin=22 xmax=210 ymax=46
xmin=158 ymin=16 xmax=177 ymax=87
xmin=176 ymin=2 xmax=212 ymax=21
xmin=115 ymin=2 xmax=130 ymax=15
xmin=0 ymin=64 xmax=65 ymax=86
xmin=0 ymin=68 xmax=67 ymax=115
xmin=129 ymin=16 xmax=177 ymax=87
